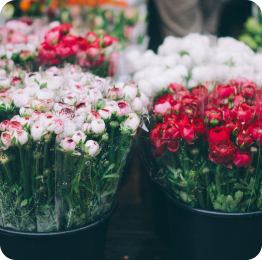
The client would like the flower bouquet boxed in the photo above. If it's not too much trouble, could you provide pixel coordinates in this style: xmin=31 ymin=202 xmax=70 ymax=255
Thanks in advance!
xmin=0 ymin=64 xmax=149 ymax=233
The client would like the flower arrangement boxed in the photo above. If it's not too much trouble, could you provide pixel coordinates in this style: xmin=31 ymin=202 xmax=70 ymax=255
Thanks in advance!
xmin=0 ymin=64 xmax=149 ymax=232
xmin=139 ymin=78 xmax=262 ymax=213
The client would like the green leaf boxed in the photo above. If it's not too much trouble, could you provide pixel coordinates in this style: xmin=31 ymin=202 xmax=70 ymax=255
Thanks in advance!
xmin=21 ymin=199 xmax=28 ymax=207
xmin=103 ymin=163 xmax=115 ymax=176
xmin=35 ymin=175 xmax=44 ymax=179
xmin=103 ymin=174 xmax=120 ymax=179
xmin=40 ymin=83 xmax=47 ymax=89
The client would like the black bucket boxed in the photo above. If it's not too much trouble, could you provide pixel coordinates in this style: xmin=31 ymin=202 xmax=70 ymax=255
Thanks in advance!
xmin=164 ymin=191 xmax=262 ymax=260
xmin=0 ymin=199 xmax=117 ymax=260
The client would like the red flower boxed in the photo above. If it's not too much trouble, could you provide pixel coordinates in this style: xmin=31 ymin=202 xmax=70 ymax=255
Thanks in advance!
xmin=171 ymin=102 xmax=181 ymax=115
xmin=154 ymin=101 xmax=171 ymax=117
xmin=45 ymin=28 xmax=61 ymax=46
xmin=56 ymin=43 xmax=76 ymax=59
xmin=61 ymin=35 xmax=78 ymax=45
xmin=180 ymin=104 xmax=199 ymax=120
xmin=191 ymin=118 xmax=206 ymax=137
xmin=168 ymin=83 xmax=184 ymax=94
xmin=215 ymin=84 xmax=235 ymax=99
xmin=233 ymin=149 xmax=252 ymax=168
xmin=221 ymin=106 xmax=231 ymax=121
xmin=181 ymin=95 xmax=199 ymax=106
xmin=162 ymin=125 xmax=181 ymax=141
xmin=156 ymin=94 xmax=173 ymax=105
xmin=176 ymin=90 xmax=190 ymax=102
xmin=233 ymin=94 xmax=245 ymax=108
xmin=164 ymin=114 xmax=177 ymax=124
xmin=102 ymin=35 xmax=118 ymax=47
xmin=236 ymin=129 xmax=254 ymax=149
xmin=38 ymin=42 xmax=57 ymax=61
xmin=192 ymin=85 xmax=208 ymax=103
xmin=181 ymin=125 xmax=194 ymax=144
xmin=12 ymin=76 xmax=21 ymax=86
xmin=242 ymin=85 xmax=256 ymax=99
xmin=225 ymin=119 xmax=242 ymax=136
xmin=175 ymin=115 xmax=190 ymax=129
xmin=55 ymin=24 xmax=71 ymax=35
xmin=209 ymin=126 xmax=230 ymax=143
xmin=237 ymin=103 xmax=254 ymax=125
xmin=204 ymin=108 xmax=222 ymax=126
xmin=148 ymin=123 xmax=162 ymax=148
xmin=78 ymin=37 xmax=88 ymax=50
xmin=209 ymin=140 xmax=236 ymax=166
xmin=86 ymin=32 xmax=97 ymax=44
xmin=250 ymin=125 xmax=262 ymax=146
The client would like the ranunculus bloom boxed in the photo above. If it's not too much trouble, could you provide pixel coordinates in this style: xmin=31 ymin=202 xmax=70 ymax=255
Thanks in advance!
xmin=181 ymin=95 xmax=199 ymax=107
xmin=6 ymin=121 xmax=23 ymax=132
xmin=55 ymin=24 xmax=71 ymax=35
xmin=221 ymin=106 xmax=231 ymax=121
xmin=1 ymin=131 xmax=12 ymax=147
xmin=168 ymin=83 xmax=184 ymax=94
xmin=225 ymin=119 xmax=242 ymax=136
xmin=181 ymin=125 xmax=194 ymax=144
xmin=209 ymin=140 xmax=236 ymax=166
xmin=250 ymin=125 xmax=262 ymax=146
xmin=38 ymin=42 xmax=57 ymax=63
xmin=56 ymin=43 xmax=76 ymax=59
xmin=148 ymin=123 xmax=162 ymax=148
xmin=176 ymin=90 xmax=190 ymax=102
xmin=236 ymin=130 xmax=254 ymax=149
xmin=61 ymin=138 xmax=76 ymax=151
xmin=102 ymin=35 xmax=117 ymax=47
xmin=175 ymin=115 xmax=190 ymax=129
xmin=154 ymin=101 xmax=171 ymax=117
xmin=233 ymin=149 xmax=251 ymax=168
xmin=191 ymin=85 xmax=208 ymax=103
xmin=209 ymin=126 xmax=230 ymax=143
xmin=215 ymin=84 xmax=235 ymax=99
xmin=156 ymin=94 xmax=173 ymax=105
xmin=172 ymin=102 xmax=182 ymax=115
xmin=78 ymin=37 xmax=88 ymax=50
xmin=107 ymin=88 xmax=123 ymax=100
xmin=58 ymin=108 xmax=75 ymax=121
xmin=85 ymin=140 xmax=100 ymax=156
xmin=86 ymin=32 xmax=97 ymax=44
xmin=180 ymin=104 xmax=199 ymax=120
xmin=191 ymin=118 xmax=206 ymax=137
xmin=204 ymin=108 xmax=222 ymax=126
xmin=61 ymin=35 xmax=78 ymax=45
xmin=237 ymin=103 xmax=254 ymax=125
xmin=45 ymin=29 xmax=61 ymax=46
xmin=233 ymin=95 xmax=245 ymax=108
xmin=162 ymin=124 xmax=181 ymax=141
xmin=0 ymin=120 xmax=9 ymax=131
xmin=241 ymin=85 xmax=256 ymax=99
xmin=9 ymin=32 xmax=27 ymax=44
xmin=12 ymin=77 xmax=22 ymax=86
xmin=117 ymin=101 xmax=131 ymax=116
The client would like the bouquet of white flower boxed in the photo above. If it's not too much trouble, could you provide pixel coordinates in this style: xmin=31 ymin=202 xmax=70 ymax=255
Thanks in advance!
xmin=0 ymin=64 xmax=149 ymax=232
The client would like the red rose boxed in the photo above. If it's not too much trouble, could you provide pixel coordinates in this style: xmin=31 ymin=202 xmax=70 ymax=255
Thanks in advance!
xmin=168 ymin=83 xmax=184 ymax=94
xmin=180 ymin=104 xmax=199 ymax=120
xmin=191 ymin=118 xmax=206 ymax=137
xmin=250 ymin=125 xmax=262 ymax=146
xmin=242 ymin=85 xmax=256 ymax=99
xmin=172 ymin=102 xmax=182 ymax=115
xmin=156 ymin=94 xmax=173 ymax=105
xmin=61 ymin=35 xmax=78 ymax=45
xmin=45 ymin=28 xmax=61 ymax=46
xmin=225 ymin=119 xmax=242 ymax=136
xmin=55 ymin=24 xmax=71 ymax=35
xmin=204 ymin=108 xmax=222 ymax=126
xmin=78 ymin=37 xmax=88 ymax=50
xmin=221 ymin=106 xmax=231 ymax=121
xmin=236 ymin=129 xmax=254 ymax=149
xmin=192 ymin=85 xmax=208 ymax=103
xmin=181 ymin=125 xmax=194 ymax=144
xmin=209 ymin=126 xmax=230 ymax=143
xmin=209 ymin=140 xmax=236 ymax=166
xmin=237 ymin=103 xmax=254 ymax=125
xmin=215 ymin=84 xmax=235 ymax=99
xmin=175 ymin=115 xmax=190 ymax=129
xmin=148 ymin=123 xmax=162 ymax=148
xmin=38 ymin=42 xmax=57 ymax=61
xmin=56 ymin=43 xmax=76 ymax=59
xmin=233 ymin=94 xmax=245 ymax=108
xmin=233 ymin=149 xmax=252 ymax=168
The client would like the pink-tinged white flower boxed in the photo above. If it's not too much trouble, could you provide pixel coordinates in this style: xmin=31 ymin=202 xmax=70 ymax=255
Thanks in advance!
xmin=98 ymin=109 xmax=112 ymax=120
xmin=131 ymin=98 xmax=144 ymax=114
xmin=123 ymin=86 xmax=138 ymax=100
xmin=0 ymin=69 xmax=6 ymax=77
xmin=32 ymin=111 xmax=42 ymax=122
xmin=72 ymin=130 xmax=86 ymax=145
xmin=36 ymin=89 xmax=54 ymax=100
xmin=154 ymin=101 xmax=171 ymax=117
xmin=20 ymin=106 xmax=34 ymax=117
xmin=9 ymin=32 xmax=27 ymax=44
xmin=104 ymin=101 xmax=120 ymax=114
xmin=63 ymin=96 xmax=77 ymax=106
xmin=6 ymin=121 xmax=23 ymax=132
xmin=140 ymin=92 xmax=150 ymax=107
xmin=0 ymin=121 xmax=9 ymax=131
xmin=20 ymin=117 xmax=32 ymax=128
xmin=53 ymin=101 xmax=73 ymax=112
xmin=45 ymin=99 xmax=54 ymax=112
xmin=13 ymin=130 xmax=29 ymax=146
xmin=48 ymin=21 xmax=61 ymax=30
xmin=25 ymin=82 xmax=40 ymax=96
xmin=10 ymin=115 xmax=21 ymax=122
xmin=63 ymin=120 xmax=77 ymax=136
xmin=124 ymin=81 xmax=137 ymax=88
xmin=107 ymin=88 xmax=123 ymax=100
xmin=90 ymin=79 xmax=106 ymax=92
xmin=63 ymin=90 xmax=80 ymax=101
xmin=117 ymin=101 xmax=131 ymax=116
xmin=70 ymin=85 xmax=85 ymax=94
xmin=28 ymin=98 xmax=48 ymax=112
xmin=86 ymin=111 xmax=101 ymax=122
xmin=31 ymin=122 xmax=46 ymax=140
xmin=45 ymin=66 xmax=61 ymax=76
xmin=24 ymin=73 xmax=41 ymax=86
xmin=120 ymin=113 xmax=140 ymax=134
xmin=57 ymin=108 xmax=75 ymax=121
xmin=85 ymin=140 xmax=100 ymax=156
xmin=46 ymin=118 xmax=64 ymax=134
xmin=40 ymin=76 xmax=63 ymax=90
xmin=82 ymin=123 xmax=92 ymax=134
xmin=61 ymin=137 xmax=76 ymax=151
xmin=91 ymin=119 xmax=106 ymax=134
xmin=12 ymin=77 xmax=22 ymax=86
xmin=40 ymin=113 xmax=55 ymax=129
xmin=12 ymin=89 xmax=31 ymax=107
xmin=1 ymin=131 xmax=12 ymax=148
xmin=89 ymin=89 xmax=103 ymax=104
xmin=0 ymin=78 xmax=11 ymax=89
xmin=75 ymin=113 xmax=86 ymax=128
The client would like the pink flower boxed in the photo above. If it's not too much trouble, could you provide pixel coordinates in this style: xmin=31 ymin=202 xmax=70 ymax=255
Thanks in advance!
xmin=234 ymin=95 xmax=245 ymax=107
xmin=56 ymin=43 xmax=77 ymax=59
xmin=13 ymin=130 xmax=29 ymax=145
xmin=82 ymin=123 xmax=92 ymax=134
xmin=72 ymin=130 xmax=86 ymax=145
xmin=45 ymin=29 xmax=61 ymax=46
xmin=0 ymin=120 xmax=9 ymax=131
xmin=117 ymin=101 xmax=131 ymax=116
xmin=181 ymin=125 xmax=194 ymax=144
xmin=57 ymin=108 xmax=75 ymax=121
xmin=75 ymin=101 xmax=91 ymax=114
xmin=6 ymin=121 xmax=23 ymax=132
xmin=86 ymin=111 xmax=101 ymax=122
xmin=61 ymin=137 xmax=76 ymax=151
xmin=154 ymin=101 xmax=171 ymax=117
xmin=1 ymin=131 xmax=12 ymax=148
xmin=47 ymin=118 xmax=64 ymax=134
xmin=32 ymin=111 xmax=42 ymax=122
xmin=9 ymin=32 xmax=27 ymax=44
xmin=85 ymin=140 xmax=99 ymax=156
xmin=107 ymin=88 xmax=123 ymax=100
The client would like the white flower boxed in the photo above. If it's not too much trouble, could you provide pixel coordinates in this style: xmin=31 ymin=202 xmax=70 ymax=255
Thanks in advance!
xmin=40 ymin=113 xmax=55 ymax=129
xmin=82 ymin=123 xmax=92 ymax=134
xmin=85 ymin=140 xmax=99 ymax=156
xmin=91 ymin=119 xmax=106 ymax=134
xmin=86 ymin=111 xmax=101 ymax=122
xmin=31 ymin=122 xmax=46 ymax=141
xmin=137 ymin=80 xmax=152 ymax=97
xmin=49 ymin=21 xmax=61 ymax=29
xmin=20 ymin=106 xmax=34 ymax=117
xmin=63 ymin=120 xmax=77 ymax=136
xmin=89 ymin=89 xmax=103 ymax=104
xmin=28 ymin=98 xmax=48 ymax=112
xmin=46 ymin=118 xmax=64 ymax=134
xmin=70 ymin=85 xmax=85 ymax=94
xmin=61 ymin=137 xmax=76 ymax=151
xmin=90 ymin=79 xmax=106 ymax=92
xmin=121 ymin=113 xmax=140 ymax=134
xmin=57 ymin=108 xmax=75 ymax=121
xmin=123 ymin=86 xmax=138 ymax=100
xmin=63 ymin=90 xmax=80 ymax=101
xmin=75 ymin=113 xmax=86 ymax=128
xmin=13 ymin=130 xmax=29 ymax=146
xmin=131 ymin=97 xmax=144 ymax=114
xmin=64 ymin=96 xmax=77 ymax=106
xmin=1 ymin=131 xmax=12 ymax=148
xmin=72 ymin=131 xmax=86 ymax=145
xmin=0 ymin=69 xmax=6 ymax=77
xmin=24 ymin=73 xmax=41 ymax=86
xmin=36 ymin=89 xmax=54 ymax=100
xmin=104 ymin=101 xmax=119 ymax=114
xmin=45 ymin=66 xmax=61 ymax=76
xmin=53 ymin=101 xmax=73 ymax=112
xmin=25 ymin=82 xmax=40 ymax=96
xmin=98 ymin=109 xmax=112 ymax=120
xmin=40 ymin=76 xmax=63 ymax=90
xmin=20 ymin=117 xmax=32 ymax=128
xmin=0 ymin=78 xmax=11 ymax=89
xmin=32 ymin=111 xmax=42 ymax=122
xmin=10 ymin=115 xmax=21 ymax=122
xmin=12 ymin=89 xmax=31 ymax=108
xmin=140 ymin=92 xmax=150 ymax=107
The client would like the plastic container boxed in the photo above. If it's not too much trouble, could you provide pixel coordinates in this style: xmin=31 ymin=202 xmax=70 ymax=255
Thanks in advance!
xmin=164 ymin=191 xmax=262 ymax=260
xmin=0 ymin=199 xmax=117 ymax=260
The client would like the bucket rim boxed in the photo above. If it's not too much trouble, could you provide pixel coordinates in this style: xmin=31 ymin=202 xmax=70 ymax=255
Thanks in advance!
xmin=164 ymin=189 xmax=262 ymax=218
xmin=0 ymin=197 xmax=117 ymax=237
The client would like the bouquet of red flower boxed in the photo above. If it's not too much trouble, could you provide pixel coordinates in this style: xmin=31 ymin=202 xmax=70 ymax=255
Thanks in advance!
xmin=39 ymin=24 xmax=119 ymax=77
xmin=139 ymin=79 xmax=262 ymax=213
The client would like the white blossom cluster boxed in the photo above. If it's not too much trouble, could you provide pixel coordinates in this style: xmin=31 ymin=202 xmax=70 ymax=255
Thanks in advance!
xmin=0 ymin=65 xmax=149 ymax=155
xmin=125 ymin=33 xmax=262 ymax=96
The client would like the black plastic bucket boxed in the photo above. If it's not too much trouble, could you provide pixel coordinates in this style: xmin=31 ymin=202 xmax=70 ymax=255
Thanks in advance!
xmin=0 ymin=199 xmax=117 ymax=260
xmin=164 ymin=191 xmax=262 ymax=260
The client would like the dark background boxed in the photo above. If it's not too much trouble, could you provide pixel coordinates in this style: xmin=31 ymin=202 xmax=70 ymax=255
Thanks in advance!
xmin=105 ymin=1 xmax=253 ymax=259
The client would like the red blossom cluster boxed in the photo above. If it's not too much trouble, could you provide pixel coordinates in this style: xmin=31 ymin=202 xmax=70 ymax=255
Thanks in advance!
xmin=149 ymin=79 xmax=262 ymax=169
xmin=39 ymin=24 xmax=118 ymax=68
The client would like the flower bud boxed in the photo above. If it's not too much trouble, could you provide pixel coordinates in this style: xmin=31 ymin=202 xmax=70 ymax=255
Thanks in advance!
xmin=44 ymin=169 xmax=51 ymax=177
xmin=31 ymin=122 xmax=46 ymax=141
xmin=1 ymin=131 xmax=12 ymax=148
xmin=0 ymin=120 xmax=9 ymax=131
xmin=107 ymin=87 xmax=123 ymax=100
xmin=101 ymin=132 xmax=109 ymax=142
xmin=249 ymin=167 xmax=255 ymax=175
xmin=13 ymin=130 xmax=29 ymax=146
xmin=20 ymin=106 xmax=34 ymax=117
xmin=6 ymin=121 xmax=23 ymax=132
xmin=202 ymin=167 xmax=210 ymax=175
xmin=85 ymin=140 xmax=100 ymax=156
xmin=191 ymin=149 xmax=199 ymax=156
xmin=82 ymin=123 xmax=92 ymax=135
xmin=110 ymin=121 xmax=119 ymax=128
xmin=250 ymin=147 xmax=258 ymax=155
xmin=123 ymin=86 xmax=138 ymax=100
xmin=131 ymin=97 xmax=144 ymax=115
xmin=98 ymin=109 xmax=111 ymax=121
xmin=91 ymin=119 xmax=106 ymax=134
xmin=61 ymin=137 xmax=76 ymax=151
xmin=120 ymin=113 xmax=139 ymax=134
xmin=72 ymin=131 xmax=86 ymax=146
xmin=96 ymin=99 xmax=106 ymax=110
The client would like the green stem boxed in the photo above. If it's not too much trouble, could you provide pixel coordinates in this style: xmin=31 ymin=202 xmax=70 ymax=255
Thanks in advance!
xmin=182 ymin=143 xmax=188 ymax=176
xmin=245 ymin=154 xmax=253 ymax=182
xmin=236 ymin=167 xmax=240 ymax=181
xmin=3 ymin=163 xmax=13 ymax=186
xmin=205 ymin=173 xmax=211 ymax=210
xmin=19 ymin=148 xmax=30 ymax=199
xmin=216 ymin=165 xmax=222 ymax=195
xmin=89 ymin=158 xmax=93 ymax=194
xmin=109 ymin=127 xmax=115 ymax=167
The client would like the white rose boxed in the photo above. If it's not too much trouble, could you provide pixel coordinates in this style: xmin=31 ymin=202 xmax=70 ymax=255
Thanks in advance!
xmin=72 ymin=130 xmax=86 ymax=145
xmin=85 ymin=140 xmax=100 ymax=156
